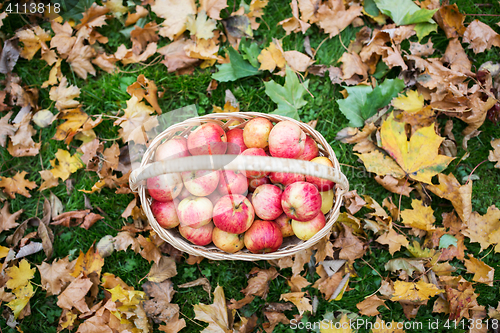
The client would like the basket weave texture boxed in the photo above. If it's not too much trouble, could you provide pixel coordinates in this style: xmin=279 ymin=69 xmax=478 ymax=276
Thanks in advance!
xmin=129 ymin=112 xmax=349 ymax=261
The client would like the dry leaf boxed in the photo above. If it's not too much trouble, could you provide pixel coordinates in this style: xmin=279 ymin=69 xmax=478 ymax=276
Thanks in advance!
xmin=280 ymin=292 xmax=312 ymax=315
xmin=158 ymin=38 xmax=198 ymax=72
xmin=356 ymin=295 xmax=387 ymax=316
xmin=49 ymin=77 xmax=80 ymax=111
xmin=263 ymin=311 xmax=290 ymax=333
xmin=0 ymin=111 xmax=15 ymax=147
xmin=0 ymin=171 xmax=37 ymax=199
xmin=242 ymin=267 xmax=278 ymax=298
xmin=200 ymin=0 xmax=228 ymax=20
xmin=125 ymin=5 xmax=149 ymax=26
xmin=489 ymin=138 xmax=500 ymax=168
xmin=288 ymin=275 xmax=311 ymax=292
xmin=427 ymin=173 xmax=471 ymax=223
xmin=0 ymin=202 xmax=23 ymax=233
xmin=376 ymin=227 xmax=409 ymax=255
xmin=49 ymin=149 xmax=84 ymax=181
xmin=258 ymin=42 xmax=286 ymax=72
xmin=126 ymin=74 xmax=162 ymax=114
xmin=343 ymin=190 xmax=366 ymax=214
xmin=278 ymin=0 xmax=310 ymax=35
xmin=193 ymin=285 xmax=231 ymax=332
xmin=434 ymin=4 xmax=466 ymax=39
xmin=186 ymin=11 xmax=217 ymax=40
xmin=464 ymin=255 xmax=494 ymax=286
xmin=138 ymin=235 xmax=162 ymax=264
xmin=147 ymin=256 xmax=177 ymax=282
xmin=316 ymin=0 xmax=362 ymax=38
xmin=463 ymin=20 xmax=500 ymax=54
xmin=409 ymin=39 xmax=434 ymax=57
xmin=15 ymin=26 xmax=54 ymax=63
xmin=142 ymin=280 xmax=179 ymax=324
xmin=375 ymin=175 xmax=413 ymax=197
xmin=70 ymin=245 xmax=105 ymax=278
xmin=6 ymin=259 xmax=35 ymax=289
xmin=400 ymin=199 xmax=435 ymax=231
xmin=114 ymin=96 xmax=155 ymax=142
xmin=391 ymin=280 xmax=443 ymax=302
xmin=53 ymin=108 xmax=90 ymax=144
xmin=332 ymin=223 xmax=366 ymax=262
xmin=131 ymin=22 xmax=159 ymax=55
xmin=178 ymin=277 xmax=211 ymax=298
xmin=37 ymin=257 xmax=75 ymax=296
xmin=113 ymin=231 xmax=141 ymax=253
xmin=151 ymin=0 xmax=197 ymax=40
xmin=57 ymin=274 xmax=93 ymax=313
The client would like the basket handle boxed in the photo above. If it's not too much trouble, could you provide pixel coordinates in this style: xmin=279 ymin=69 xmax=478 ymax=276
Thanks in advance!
xmin=129 ymin=155 xmax=349 ymax=195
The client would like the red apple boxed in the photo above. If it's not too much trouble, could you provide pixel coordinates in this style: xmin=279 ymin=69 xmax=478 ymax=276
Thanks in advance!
xmin=226 ymin=128 xmax=247 ymax=154
xmin=218 ymin=170 xmax=248 ymax=196
xmin=252 ymin=184 xmax=283 ymax=220
xmin=241 ymin=148 xmax=269 ymax=179
xmin=275 ymin=214 xmax=294 ymax=237
xmin=248 ymin=176 xmax=270 ymax=192
xmin=212 ymin=227 xmax=245 ymax=253
xmin=292 ymin=212 xmax=326 ymax=240
xmin=269 ymin=172 xmax=305 ymax=187
xmin=213 ymin=194 xmax=254 ymax=234
xmin=147 ymin=173 xmax=183 ymax=202
xmin=177 ymin=196 xmax=213 ymax=229
xmin=151 ymin=199 xmax=180 ymax=229
xmin=281 ymin=181 xmax=322 ymax=222
xmin=268 ymin=121 xmax=306 ymax=158
xmin=154 ymin=136 xmax=190 ymax=161
xmin=181 ymin=170 xmax=220 ymax=196
xmin=244 ymin=220 xmax=283 ymax=254
xmin=187 ymin=123 xmax=227 ymax=155
xmin=305 ymin=157 xmax=335 ymax=191
xmin=179 ymin=222 xmax=214 ymax=246
xmin=297 ymin=136 xmax=319 ymax=161
xmin=243 ymin=117 xmax=273 ymax=149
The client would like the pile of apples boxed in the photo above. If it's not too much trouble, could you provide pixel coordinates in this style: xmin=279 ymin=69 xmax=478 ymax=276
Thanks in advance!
xmin=147 ymin=117 xmax=335 ymax=254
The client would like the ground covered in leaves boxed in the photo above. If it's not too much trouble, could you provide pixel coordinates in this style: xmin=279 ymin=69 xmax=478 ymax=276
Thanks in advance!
xmin=1 ymin=0 xmax=500 ymax=332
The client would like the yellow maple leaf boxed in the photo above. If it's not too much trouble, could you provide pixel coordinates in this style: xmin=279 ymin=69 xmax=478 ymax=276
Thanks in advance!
xmin=392 ymin=90 xmax=424 ymax=113
xmin=391 ymin=280 xmax=443 ymax=302
xmin=50 ymin=149 xmax=84 ymax=181
xmin=6 ymin=259 xmax=35 ymax=290
xmin=320 ymin=313 xmax=352 ymax=333
xmin=463 ymin=205 xmax=500 ymax=252
xmin=15 ymin=26 xmax=53 ymax=61
xmin=360 ymin=113 xmax=454 ymax=184
xmin=375 ymin=227 xmax=409 ymax=255
xmin=114 ymin=95 xmax=154 ymax=142
xmin=7 ymin=282 xmax=34 ymax=319
xmin=53 ymin=108 xmax=90 ymax=143
xmin=280 ymin=291 xmax=313 ymax=315
xmin=464 ymin=255 xmax=494 ymax=286
xmin=0 ymin=245 xmax=9 ymax=259
xmin=0 ymin=171 xmax=38 ymax=199
xmin=194 ymin=286 xmax=231 ymax=332
xmin=407 ymin=240 xmax=436 ymax=258
xmin=400 ymin=199 xmax=435 ymax=231
xmin=186 ymin=11 xmax=217 ymax=40
xmin=71 ymin=245 xmax=105 ymax=278
xmin=258 ymin=41 xmax=286 ymax=72
xmin=108 ymin=284 xmax=145 ymax=306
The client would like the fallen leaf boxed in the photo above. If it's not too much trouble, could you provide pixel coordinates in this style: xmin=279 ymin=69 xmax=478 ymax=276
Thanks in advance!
xmin=186 ymin=11 xmax=217 ymax=40
xmin=7 ymin=282 xmax=34 ymax=319
xmin=151 ymin=0 xmax=197 ymax=40
xmin=113 ymin=231 xmax=141 ymax=253
xmin=137 ymin=235 xmax=162 ymax=264
xmin=142 ymin=280 xmax=179 ymax=325
xmin=178 ymin=277 xmax=211 ymax=298
xmin=0 ymin=171 xmax=37 ymax=199
xmin=147 ymin=256 xmax=177 ymax=282
xmin=6 ymin=259 xmax=35 ymax=290
xmin=464 ymin=255 xmax=494 ymax=286
xmin=443 ymin=37 xmax=472 ymax=74
xmin=49 ymin=77 xmax=80 ymax=111
xmin=114 ymin=96 xmax=155 ymax=142
xmin=0 ymin=111 xmax=15 ymax=147
xmin=258 ymin=41 xmax=286 ymax=72
xmin=114 ymin=42 xmax=157 ymax=65
xmin=8 ymin=113 xmax=40 ymax=157
xmin=125 ymin=6 xmax=149 ymax=26
xmin=288 ymin=275 xmax=311 ymax=293
xmin=332 ymin=223 xmax=366 ymax=262
xmin=338 ymin=51 xmax=368 ymax=80
xmin=463 ymin=205 xmax=500 ymax=252
xmin=434 ymin=4 xmax=466 ymax=39
xmin=263 ymin=311 xmax=290 ymax=333
xmin=489 ymin=138 xmax=500 ymax=168
xmin=242 ymin=267 xmax=278 ymax=298
xmin=53 ymin=108 xmax=90 ymax=144
xmin=316 ymin=0 xmax=363 ymax=38
xmin=400 ymin=199 xmax=435 ymax=231
xmin=227 ymin=295 xmax=255 ymax=310
xmin=15 ymin=26 xmax=54 ymax=63
xmin=409 ymin=39 xmax=434 ymax=57
xmin=158 ymin=38 xmax=198 ymax=72
xmin=356 ymin=295 xmax=387 ymax=316
xmin=49 ymin=149 xmax=84 ymax=181
xmin=385 ymin=258 xmax=425 ymax=277
xmin=344 ymin=190 xmax=366 ymax=214
xmin=0 ymin=202 xmax=23 ymax=233
xmin=37 ymin=257 xmax=75 ymax=295
xmin=280 ymin=292 xmax=312 ymax=315
xmin=0 ymin=39 xmax=20 ymax=74
xmin=158 ymin=313 xmax=186 ymax=333
xmin=193 ymin=285 xmax=231 ymax=332
xmin=126 ymin=74 xmax=162 ymax=115
xmin=391 ymin=280 xmax=443 ymax=302
xmin=374 ymin=175 xmax=413 ymax=197
xmin=392 ymin=90 xmax=424 ymax=113
xmin=131 ymin=22 xmax=159 ymax=55
xmin=57 ymin=274 xmax=93 ymax=313
xmin=70 ymin=245 xmax=105 ymax=278
xmin=278 ymin=0 xmax=310 ymax=35
xmin=376 ymin=227 xmax=409 ymax=255
xmin=427 ymin=173 xmax=471 ymax=223
xmin=463 ymin=20 xmax=500 ymax=54
xmin=66 ymin=36 xmax=97 ymax=79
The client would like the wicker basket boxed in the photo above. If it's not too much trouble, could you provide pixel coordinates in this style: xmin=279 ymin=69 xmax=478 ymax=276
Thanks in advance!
xmin=129 ymin=112 xmax=349 ymax=261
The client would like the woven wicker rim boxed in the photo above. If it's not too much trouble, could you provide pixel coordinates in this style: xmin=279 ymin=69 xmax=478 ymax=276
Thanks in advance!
xmin=129 ymin=112 xmax=349 ymax=261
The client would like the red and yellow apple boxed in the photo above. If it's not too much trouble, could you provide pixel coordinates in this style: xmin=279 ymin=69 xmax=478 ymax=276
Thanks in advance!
xmin=244 ymin=220 xmax=283 ymax=254
xmin=187 ymin=123 xmax=227 ymax=155
xmin=154 ymin=136 xmax=190 ymax=161
xmin=275 ymin=213 xmax=294 ymax=237
xmin=268 ymin=121 xmax=306 ymax=158
xmin=213 ymin=194 xmax=255 ymax=234
xmin=212 ymin=227 xmax=245 ymax=253
xmin=243 ymin=117 xmax=273 ymax=149
xmin=217 ymin=170 xmax=248 ymax=196
xmin=248 ymin=176 xmax=270 ymax=192
xmin=179 ymin=222 xmax=214 ymax=246
xmin=151 ymin=199 xmax=180 ymax=229
xmin=291 ymin=212 xmax=326 ymax=240
xmin=281 ymin=181 xmax=322 ymax=221
xmin=252 ymin=184 xmax=283 ymax=220
xmin=147 ymin=173 xmax=183 ymax=202
xmin=177 ymin=196 xmax=213 ymax=229
xmin=226 ymin=128 xmax=247 ymax=154
xmin=297 ymin=135 xmax=319 ymax=161
xmin=269 ymin=172 xmax=305 ymax=187
xmin=181 ymin=170 xmax=220 ymax=196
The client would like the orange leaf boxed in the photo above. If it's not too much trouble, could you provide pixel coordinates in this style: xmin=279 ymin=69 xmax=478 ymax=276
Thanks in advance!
xmin=464 ymin=255 xmax=494 ymax=286
xmin=0 ymin=171 xmax=37 ymax=199
xmin=70 ymin=245 xmax=104 ymax=278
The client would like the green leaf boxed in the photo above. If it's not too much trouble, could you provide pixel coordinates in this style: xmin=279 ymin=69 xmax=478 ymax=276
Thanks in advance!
xmin=439 ymin=234 xmax=458 ymax=249
xmin=240 ymin=39 xmax=261 ymax=68
xmin=264 ymin=67 xmax=309 ymax=121
xmin=337 ymin=78 xmax=405 ymax=127
xmin=364 ymin=0 xmax=380 ymax=17
xmin=212 ymin=47 xmax=260 ymax=82
xmin=373 ymin=0 xmax=437 ymax=39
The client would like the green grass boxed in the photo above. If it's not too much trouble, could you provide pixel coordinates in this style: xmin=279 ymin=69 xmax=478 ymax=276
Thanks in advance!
xmin=1 ymin=0 xmax=500 ymax=332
